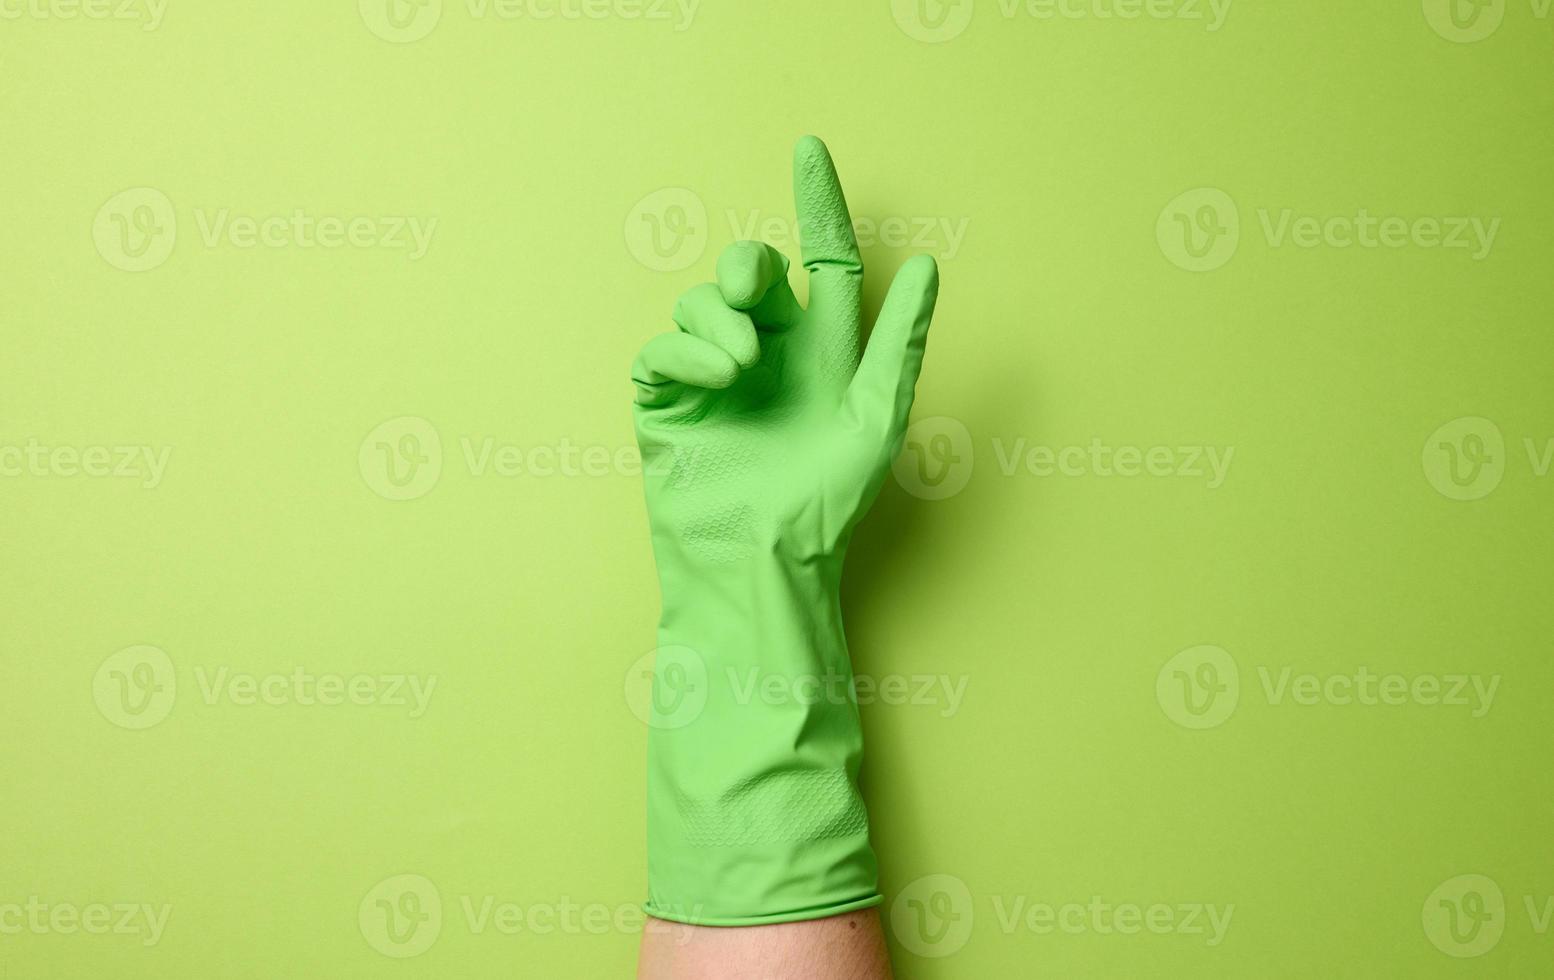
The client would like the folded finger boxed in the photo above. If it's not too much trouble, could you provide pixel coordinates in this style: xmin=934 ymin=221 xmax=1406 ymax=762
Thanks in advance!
xmin=673 ymin=282 xmax=760 ymax=369
xmin=631 ymin=331 xmax=740 ymax=406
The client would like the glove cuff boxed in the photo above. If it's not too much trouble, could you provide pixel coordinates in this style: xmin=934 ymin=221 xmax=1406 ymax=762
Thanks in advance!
xmin=643 ymin=551 xmax=879 ymax=925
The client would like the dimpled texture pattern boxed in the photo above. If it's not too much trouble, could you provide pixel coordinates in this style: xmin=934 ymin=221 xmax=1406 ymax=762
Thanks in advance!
xmin=665 ymin=429 xmax=764 ymax=562
xmin=654 ymin=307 xmax=806 ymax=563
xmin=680 ymin=502 xmax=755 ymax=563
xmin=675 ymin=769 xmax=868 ymax=848
xmin=793 ymin=147 xmax=863 ymax=389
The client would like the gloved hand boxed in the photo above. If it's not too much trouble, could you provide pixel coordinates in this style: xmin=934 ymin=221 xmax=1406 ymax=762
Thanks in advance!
xmin=632 ymin=135 xmax=940 ymax=926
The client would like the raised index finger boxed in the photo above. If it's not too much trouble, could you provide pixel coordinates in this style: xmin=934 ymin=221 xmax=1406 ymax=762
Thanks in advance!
xmin=794 ymin=135 xmax=862 ymax=272
xmin=789 ymin=135 xmax=864 ymax=368
xmin=793 ymin=136 xmax=863 ymax=308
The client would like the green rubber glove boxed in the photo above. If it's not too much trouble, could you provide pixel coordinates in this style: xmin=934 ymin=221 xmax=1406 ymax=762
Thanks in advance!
xmin=631 ymin=136 xmax=940 ymax=927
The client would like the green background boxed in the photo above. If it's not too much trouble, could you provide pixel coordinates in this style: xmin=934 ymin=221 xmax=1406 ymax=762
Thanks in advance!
xmin=3 ymin=0 xmax=1552 ymax=976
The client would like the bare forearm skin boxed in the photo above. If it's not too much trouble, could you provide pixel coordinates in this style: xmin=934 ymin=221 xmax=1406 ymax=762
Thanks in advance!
xmin=637 ymin=908 xmax=893 ymax=980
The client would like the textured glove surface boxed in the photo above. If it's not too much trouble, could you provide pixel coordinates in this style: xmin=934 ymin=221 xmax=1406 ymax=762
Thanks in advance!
xmin=633 ymin=136 xmax=939 ymax=926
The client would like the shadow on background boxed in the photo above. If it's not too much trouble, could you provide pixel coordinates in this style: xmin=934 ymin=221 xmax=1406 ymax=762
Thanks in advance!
xmin=839 ymin=249 xmax=1036 ymax=929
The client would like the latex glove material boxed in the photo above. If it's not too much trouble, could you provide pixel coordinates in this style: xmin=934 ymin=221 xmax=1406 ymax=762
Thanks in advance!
xmin=632 ymin=136 xmax=939 ymax=926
